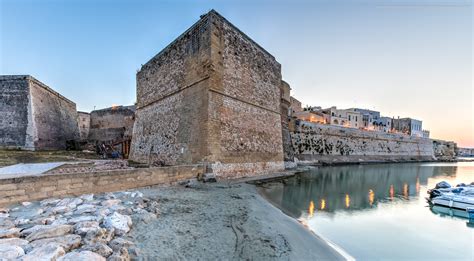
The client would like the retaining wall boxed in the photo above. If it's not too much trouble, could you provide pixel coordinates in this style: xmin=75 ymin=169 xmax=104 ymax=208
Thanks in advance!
xmin=291 ymin=122 xmax=436 ymax=164
xmin=0 ymin=164 xmax=204 ymax=206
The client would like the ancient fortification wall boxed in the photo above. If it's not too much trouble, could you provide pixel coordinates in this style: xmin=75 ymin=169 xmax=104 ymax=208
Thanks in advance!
xmin=89 ymin=106 xmax=135 ymax=144
xmin=0 ymin=76 xmax=31 ymax=149
xmin=130 ymin=13 xmax=211 ymax=166
xmin=130 ymin=10 xmax=285 ymax=177
xmin=0 ymin=75 xmax=79 ymax=150
xmin=291 ymin=122 xmax=436 ymax=163
xmin=29 ymin=77 xmax=79 ymax=149
xmin=0 ymin=164 xmax=204 ymax=206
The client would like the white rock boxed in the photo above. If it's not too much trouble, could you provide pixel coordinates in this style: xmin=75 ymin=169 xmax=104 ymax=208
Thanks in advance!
xmin=21 ymin=225 xmax=49 ymax=237
xmin=68 ymin=215 xmax=101 ymax=224
xmin=81 ymin=242 xmax=113 ymax=257
xmin=108 ymin=238 xmax=134 ymax=252
xmin=74 ymin=204 xmax=96 ymax=215
xmin=0 ymin=227 xmax=20 ymax=238
xmin=14 ymin=218 xmax=30 ymax=226
xmin=26 ymin=224 xmax=72 ymax=241
xmin=51 ymin=218 xmax=68 ymax=226
xmin=83 ymin=227 xmax=114 ymax=245
xmin=56 ymin=198 xmax=83 ymax=209
xmin=22 ymin=202 xmax=32 ymax=207
xmin=49 ymin=205 xmax=70 ymax=214
xmin=27 ymin=234 xmax=81 ymax=252
xmin=40 ymin=198 xmax=61 ymax=206
xmin=57 ymin=250 xmax=105 ymax=261
xmin=21 ymin=243 xmax=65 ymax=261
xmin=74 ymin=221 xmax=100 ymax=235
xmin=80 ymin=194 xmax=94 ymax=201
xmin=103 ymin=212 xmax=132 ymax=236
xmin=108 ymin=247 xmax=130 ymax=261
xmin=101 ymin=199 xmax=121 ymax=207
xmin=0 ymin=244 xmax=25 ymax=259
xmin=0 ymin=237 xmax=29 ymax=247
xmin=0 ymin=218 xmax=14 ymax=229
xmin=0 ymin=213 xmax=9 ymax=218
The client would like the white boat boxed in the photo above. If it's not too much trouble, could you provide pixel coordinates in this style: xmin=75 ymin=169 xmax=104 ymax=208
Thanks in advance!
xmin=429 ymin=183 xmax=474 ymax=211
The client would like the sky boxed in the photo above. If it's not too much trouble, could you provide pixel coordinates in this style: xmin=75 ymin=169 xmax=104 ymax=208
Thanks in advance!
xmin=1 ymin=0 xmax=472 ymax=147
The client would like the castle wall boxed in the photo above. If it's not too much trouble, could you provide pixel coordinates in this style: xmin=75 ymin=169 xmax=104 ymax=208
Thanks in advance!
xmin=291 ymin=122 xmax=436 ymax=163
xmin=206 ymin=13 xmax=284 ymax=177
xmin=88 ymin=106 xmax=135 ymax=144
xmin=0 ymin=76 xmax=31 ymax=149
xmin=129 ymin=15 xmax=211 ymax=165
xmin=130 ymin=11 xmax=285 ymax=177
xmin=29 ymin=78 xmax=79 ymax=150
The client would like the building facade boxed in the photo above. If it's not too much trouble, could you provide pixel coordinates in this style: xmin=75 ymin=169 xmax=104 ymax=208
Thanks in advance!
xmin=130 ymin=10 xmax=285 ymax=177
xmin=289 ymin=96 xmax=302 ymax=115
xmin=77 ymin=111 xmax=90 ymax=141
xmin=392 ymin=118 xmax=423 ymax=137
xmin=0 ymin=75 xmax=79 ymax=150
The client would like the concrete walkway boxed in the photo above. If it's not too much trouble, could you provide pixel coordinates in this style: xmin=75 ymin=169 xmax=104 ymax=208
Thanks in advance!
xmin=0 ymin=162 xmax=65 ymax=179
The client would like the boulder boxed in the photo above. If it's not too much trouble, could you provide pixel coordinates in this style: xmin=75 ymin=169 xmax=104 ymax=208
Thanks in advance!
xmin=56 ymin=198 xmax=83 ymax=210
xmin=27 ymin=234 xmax=81 ymax=252
xmin=103 ymin=213 xmax=132 ymax=236
xmin=0 ymin=237 xmax=29 ymax=247
xmin=74 ymin=204 xmax=97 ymax=215
xmin=14 ymin=218 xmax=31 ymax=226
xmin=0 ymin=227 xmax=21 ymax=238
xmin=40 ymin=198 xmax=61 ymax=207
xmin=107 ymin=247 xmax=130 ymax=261
xmin=80 ymin=194 xmax=94 ymax=201
xmin=49 ymin=206 xmax=70 ymax=214
xmin=58 ymin=250 xmax=105 ymax=261
xmin=21 ymin=225 xmax=49 ymax=237
xmin=0 ymin=213 xmax=9 ymax=218
xmin=108 ymin=238 xmax=134 ymax=252
xmin=22 ymin=202 xmax=32 ymax=207
xmin=0 ymin=217 xmax=15 ymax=229
xmin=26 ymin=224 xmax=72 ymax=241
xmin=101 ymin=199 xmax=121 ymax=208
xmin=0 ymin=244 xmax=25 ymax=259
xmin=84 ymin=227 xmax=114 ymax=245
xmin=21 ymin=243 xmax=65 ymax=261
xmin=68 ymin=215 xmax=101 ymax=224
xmin=81 ymin=242 xmax=113 ymax=257
xmin=74 ymin=221 xmax=100 ymax=235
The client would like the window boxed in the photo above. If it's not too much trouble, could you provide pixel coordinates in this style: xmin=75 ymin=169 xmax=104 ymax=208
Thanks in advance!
xmin=348 ymin=115 xmax=351 ymax=121
xmin=356 ymin=116 xmax=358 ymax=121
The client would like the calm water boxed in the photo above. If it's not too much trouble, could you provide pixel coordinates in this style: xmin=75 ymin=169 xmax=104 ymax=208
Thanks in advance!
xmin=259 ymin=162 xmax=474 ymax=260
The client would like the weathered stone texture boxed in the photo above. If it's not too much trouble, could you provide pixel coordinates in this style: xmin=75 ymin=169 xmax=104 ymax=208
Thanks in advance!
xmin=0 ymin=164 xmax=204 ymax=206
xmin=130 ymin=10 xmax=285 ymax=177
xmin=291 ymin=122 xmax=436 ymax=163
xmin=77 ymin=112 xmax=90 ymax=141
xmin=0 ymin=76 xmax=30 ymax=148
xmin=0 ymin=75 xmax=79 ymax=150
xmin=88 ymin=106 xmax=135 ymax=144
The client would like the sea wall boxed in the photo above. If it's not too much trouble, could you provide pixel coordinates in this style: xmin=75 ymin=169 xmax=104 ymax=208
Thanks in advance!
xmin=0 ymin=164 xmax=204 ymax=206
xmin=291 ymin=121 xmax=437 ymax=164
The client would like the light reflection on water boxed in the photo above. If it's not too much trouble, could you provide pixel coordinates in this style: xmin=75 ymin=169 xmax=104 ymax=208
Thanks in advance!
xmin=259 ymin=162 xmax=474 ymax=260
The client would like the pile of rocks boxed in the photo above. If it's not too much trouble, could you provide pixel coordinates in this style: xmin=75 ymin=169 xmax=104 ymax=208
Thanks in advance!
xmin=0 ymin=190 xmax=158 ymax=260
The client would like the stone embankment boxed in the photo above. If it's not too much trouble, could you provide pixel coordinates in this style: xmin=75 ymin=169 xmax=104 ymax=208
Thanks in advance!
xmin=0 ymin=190 xmax=157 ymax=260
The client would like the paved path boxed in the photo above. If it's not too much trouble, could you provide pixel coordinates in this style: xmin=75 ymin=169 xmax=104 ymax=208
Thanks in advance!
xmin=0 ymin=162 xmax=65 ymax=179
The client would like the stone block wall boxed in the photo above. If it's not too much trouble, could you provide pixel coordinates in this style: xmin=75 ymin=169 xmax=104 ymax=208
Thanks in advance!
xmin=0 ymin=164 xmax=204 ymax=206
xmin=0 ymin=75 xmax=79 ymax=150
xmin=0 ymin=76 xmax=31 ymax=149
xmin=77 ymin=112 xmax=90 ymax=141
xmin=130 ymin=10 xmax=285 ymax=177
xmin=88 ymin=106 xmax=135 ymax=144
xmin=291 ymin=121 xmax=436 ymax=163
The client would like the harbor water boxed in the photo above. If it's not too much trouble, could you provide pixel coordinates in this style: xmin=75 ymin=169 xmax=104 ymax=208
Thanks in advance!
xmin=258 ymin=162 xmax=474 ymax=260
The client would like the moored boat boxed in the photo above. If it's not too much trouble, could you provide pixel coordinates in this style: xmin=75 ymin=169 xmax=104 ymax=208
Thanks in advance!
xmin=428 ymin=182 xmax=474 ymax=211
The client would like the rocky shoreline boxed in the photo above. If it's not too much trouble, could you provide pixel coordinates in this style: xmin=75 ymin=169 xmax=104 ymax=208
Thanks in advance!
xmin=0 ymin=181 xmax=344 ymax=260
xmin=0 ymin=190 xmax=154 ymax=260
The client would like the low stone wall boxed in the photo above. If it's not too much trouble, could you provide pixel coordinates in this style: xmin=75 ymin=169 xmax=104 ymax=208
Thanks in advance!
xmin=0 ymin=164 xmax=204 ymax=206
xmin=291 ymin=122 xmax=437 ymax=164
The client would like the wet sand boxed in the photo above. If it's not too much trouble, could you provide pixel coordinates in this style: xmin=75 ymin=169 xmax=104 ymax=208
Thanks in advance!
xmin=127 ymin=182 xmax=345 ymax=260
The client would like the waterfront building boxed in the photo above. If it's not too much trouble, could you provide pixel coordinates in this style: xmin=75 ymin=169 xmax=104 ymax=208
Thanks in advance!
xmin=293 ymin=111 xmax=325 ymax=124
xmin=289 ymin=96 xmax=302 ymax=115
xmin=392 ymin=117 xmax=423 ymax=137
xmin=346 ymin=108 xmax=380 ymax=130
xmin=373 ymin=116 xmax=392 ymax=133
xmin=422 ymin=130 xmax=430 ymax=138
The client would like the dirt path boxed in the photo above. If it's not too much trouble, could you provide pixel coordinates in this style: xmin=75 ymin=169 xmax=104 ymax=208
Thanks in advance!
xmin=127 ymin=183 xmax=345 ymax=260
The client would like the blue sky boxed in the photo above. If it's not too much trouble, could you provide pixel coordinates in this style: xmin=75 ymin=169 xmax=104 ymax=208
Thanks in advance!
xmin=1 ymin=0 xmax=472 ymax=146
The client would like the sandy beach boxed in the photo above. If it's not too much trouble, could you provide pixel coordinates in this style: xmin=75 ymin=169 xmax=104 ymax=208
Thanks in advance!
xmin=128 ymin=182 xmax=345 ymax=260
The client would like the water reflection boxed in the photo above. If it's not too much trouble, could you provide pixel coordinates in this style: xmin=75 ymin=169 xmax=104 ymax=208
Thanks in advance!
xmin=259 ymin=163 xmax=474 ymax=260
xmin=262 ymin=164 xmax=457 ymax=217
